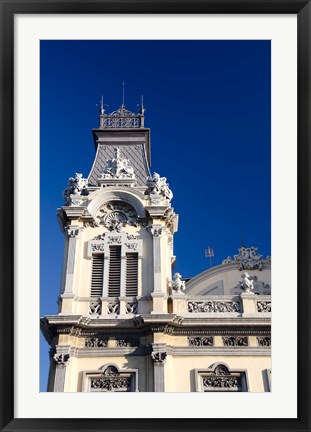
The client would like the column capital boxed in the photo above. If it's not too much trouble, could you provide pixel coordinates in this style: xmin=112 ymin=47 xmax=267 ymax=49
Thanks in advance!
xmin=53 ymin=353 xmax=70 ymax=367
xmin=147 ymin=225 xmax=163 ymax=238
xmin=151 ymin=351 xmax=167 ymax=364
xmin=65 ymin=225 xmax=82 ymax=238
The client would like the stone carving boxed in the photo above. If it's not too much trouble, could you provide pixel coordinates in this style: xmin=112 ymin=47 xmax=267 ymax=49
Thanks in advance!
xmin=69 ymin=326 xmax=82 ymax=337
xmin=232 ymin=276 xmax=271 ymax=295
xmin=202 ymin=365 xmax=241 ymax=390
xmin=239 ymin=272 xmax=254 ymax=293
xmin=90 ymin=376 xmax=130 ymax=391
xmin=222 ymin=246 xmax=264 ymax=270
xmin=187 ymin=301 xmax=240 ymax=313
xmin=169 ymin=273 xmax=186 ymax=294
xmin=107 ymin=236 xmax=122 ymax=244
xmin=222 ymin=337 xmax=248 ymax=347
xmin=125 ymin=243 xmax=138 ymax=250
xmin=101 ymin=147 xmax=135 ymax=179
xmin=91 ymin=243 xmax=105 ymax=252
xmin=90 ymin=364 xmax=131 ymax=391
xmin=65 ymin=226 xmax=80 ymax=238
xmin=257 ymin=301 xmax=271 ymax=312
xmin=127 ymin=235 xmax=138 ymax=240
xmin=203 ymin=375 xmax=240 ymax=389
xmin=125 ymin=302 xmax=138 ymax=314
xmin=93 ymin=233 xmax=106 ymax=240
xmin=151 ymin=352 xmax=167 ymax=364
xmin=188 ymin=337 xmax=213 ymax=347
xmin=85 ymin=338 xmax=108 ymax=348
xmin=89 ymin=302 xmax=101 ymax=315
xmin=107 ymin=303 xmax=120 ymax=314
xmin=146 ymin=172 xmax=173 ymax=201
xmin=257 ymin=336 xmax=271 ymax=347
xmin=53 ymin=353 xmax=70 ymax=366
xmin=222 ymin=256 xmax=233 ymax=264
xmin=148 ymin=226 xmax=163 ymax=238
xmin=116 ymin=337 xmax=138 ymax=347
xmin=62 ymin=172 xmax=88 ymax=205
xmin=96 ymin=201 xmax=137 ymax=232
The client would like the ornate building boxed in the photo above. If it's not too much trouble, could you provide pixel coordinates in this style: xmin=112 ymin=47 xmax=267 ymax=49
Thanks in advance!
xmin=41 ymin=101 xmax=271 ymax=392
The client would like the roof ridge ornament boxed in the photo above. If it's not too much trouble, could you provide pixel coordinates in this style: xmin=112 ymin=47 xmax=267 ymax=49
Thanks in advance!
xmin=99 ymin=88 xmax=145 ymax=128
xmin=222 ymin=246 xmax=270 ymax=270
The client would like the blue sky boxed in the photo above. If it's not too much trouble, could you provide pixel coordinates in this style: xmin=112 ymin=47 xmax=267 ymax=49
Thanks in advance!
xmin=40 ymin=40 xmax=271 ymax=391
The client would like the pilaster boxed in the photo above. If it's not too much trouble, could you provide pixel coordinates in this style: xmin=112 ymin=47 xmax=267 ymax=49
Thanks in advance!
xmin=52 ymin=348 xmax=70 ymax=392
xmin=151 ymin=344 xmax=167 ymax=392
xmin=62 ymin=225 xmax=81 ymax=295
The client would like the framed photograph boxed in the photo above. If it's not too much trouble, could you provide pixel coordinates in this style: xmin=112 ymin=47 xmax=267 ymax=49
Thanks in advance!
xmin=1 ymin=1 xmax=310 ymax=431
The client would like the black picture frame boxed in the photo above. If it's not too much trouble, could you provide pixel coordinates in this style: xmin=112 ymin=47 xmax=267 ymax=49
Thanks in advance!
xmin=0 ymin=1 xmax=310 ymax=431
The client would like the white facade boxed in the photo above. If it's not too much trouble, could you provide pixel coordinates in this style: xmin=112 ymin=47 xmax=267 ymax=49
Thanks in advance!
xmin=41 ymin=103 xmax=271 ymax=392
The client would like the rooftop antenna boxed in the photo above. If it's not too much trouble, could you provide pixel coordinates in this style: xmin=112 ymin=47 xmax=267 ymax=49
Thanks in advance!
xmin=122 ymin=81 xmax=125 ymax=106
xmin=205 ymin=246 xmax=214 ymax=268
xmin=241 ymin=233 xmax=245 ymax=247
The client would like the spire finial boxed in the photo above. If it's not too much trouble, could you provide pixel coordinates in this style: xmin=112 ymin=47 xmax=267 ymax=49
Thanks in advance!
xmin=100 ymin=95 xmax=104 ymax=115
xmin=122 ymin=81 xmax=125 ymax=106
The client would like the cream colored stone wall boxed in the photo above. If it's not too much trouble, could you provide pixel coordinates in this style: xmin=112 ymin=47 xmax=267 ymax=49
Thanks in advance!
xmin=165 ymin=355 xmax=271 ymax=392
xmin=62 ymin=353 xmax=270 ymax=392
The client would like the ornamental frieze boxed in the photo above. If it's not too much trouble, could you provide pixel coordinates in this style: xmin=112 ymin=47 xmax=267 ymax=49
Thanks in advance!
xmin=85 ymin=338 xmax=108 ymax=348
xmin=202 ymin=365 xmax=242 ymax=391
xmin=116 ymin=337 xmax=138 ymax=348
xmin=187 ymin=301 xmax=240 ymax=313
xmin=203 ymin=375 xmax=241 ymax=389
xmin=188 ymin=337 xmax=213 ymax=347
xmin=257 ymin=336 xmax=271 ymax=347
xmin=222 ymin=336 xmax=248 ymax=347
xmin=257 ymin=301 xmax=271 ymax=312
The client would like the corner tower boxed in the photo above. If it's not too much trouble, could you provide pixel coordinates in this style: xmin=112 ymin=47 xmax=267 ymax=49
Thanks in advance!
xmin=41 ymin=100 xmax=179 ymax=392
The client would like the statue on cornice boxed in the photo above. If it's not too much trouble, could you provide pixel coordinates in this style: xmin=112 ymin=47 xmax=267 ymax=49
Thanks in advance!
xmin=169 ymin=272 xmax=186 ymax=294
xmin=62 ymin=172 xmax=88 ymax=204
xmin=238 ymin=272 xmax=254 ymax=293
xmin=147 ymin=172 xmax=173 ymax=201
xmin=101 ymin=147 xmax=135 ymax=179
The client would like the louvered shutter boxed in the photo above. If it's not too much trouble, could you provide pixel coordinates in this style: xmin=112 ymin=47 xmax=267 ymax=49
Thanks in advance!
xmin=90 ymin=255 xmax=104 ymax=297
xmin=108 ymin=246 xmax=121 ymax=297
xmin=125 ymin=253 xmax=138 ymax=297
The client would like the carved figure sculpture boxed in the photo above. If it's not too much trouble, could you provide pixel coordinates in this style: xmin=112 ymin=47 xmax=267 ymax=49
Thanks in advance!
xmin=101 ymin=147 xmax=135 ymax=179
xmin=170 ymin=272 xmax=186 ymax=294
xmin=62 ymin=172 xmax=88 ymax=204
xmin=239 ymin=272 xmax=254 ymax=293
xmin=147 ymin=172 xmax=173 ymax=201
